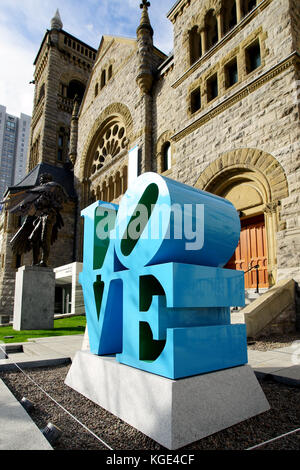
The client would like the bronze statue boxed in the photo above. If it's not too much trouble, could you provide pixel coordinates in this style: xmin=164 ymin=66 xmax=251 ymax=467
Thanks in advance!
xmin=1 ymin=173 xmax=68 ymax=267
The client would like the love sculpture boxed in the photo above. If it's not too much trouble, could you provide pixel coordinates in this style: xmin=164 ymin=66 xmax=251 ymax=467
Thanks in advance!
xmin=80 ymin=172 xmax=247 ymax=377
xmin=66 ymin=172 xmax=270 ymax=449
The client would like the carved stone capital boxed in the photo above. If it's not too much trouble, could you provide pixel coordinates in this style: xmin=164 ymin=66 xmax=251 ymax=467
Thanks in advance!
xmin=264 ymin=201 xmax=280 ymax=214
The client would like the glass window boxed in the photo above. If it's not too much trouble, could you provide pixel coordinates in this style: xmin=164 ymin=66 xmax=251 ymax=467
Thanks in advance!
xmin=245 ymin=40 xmax=261 ymax=73
xmin=225 ymin=58 xmax=238 ymax=88
xmin=162 ymin=142 xmax=172 ymax=172
xmin=207 ymin=73 xmax=218 ymax=101
xmin=205 ymin=10 xmax=218 ymax=50
xmin=223 ymin=0 xmax=237 ymax=34
xmin=243 ymin=0 xmax=257 ymax=16
xmin=189 ymin=26 xmax=202 ymax=65
xmin=191 ymin=87 xmax=201 ymax=113
xmin=101 ymin=70 xmax=106 ymax=89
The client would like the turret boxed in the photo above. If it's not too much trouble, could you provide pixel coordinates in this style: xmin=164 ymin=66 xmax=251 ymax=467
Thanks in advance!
xmin=69 ymin=95 xmax=80 ymax=166
xmin=51 ymin=9 xmax=63 ymax=30
xmin=136 ymin=1 xmax=154 ymax=95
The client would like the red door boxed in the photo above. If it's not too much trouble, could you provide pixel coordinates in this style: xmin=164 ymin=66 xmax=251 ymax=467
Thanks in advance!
xmin=225 ymin=215 xmax=269 ymax=288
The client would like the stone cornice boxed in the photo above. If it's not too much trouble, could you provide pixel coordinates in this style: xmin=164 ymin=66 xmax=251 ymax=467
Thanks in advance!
xmin=171 ymin=52 xmax=299 ymax=143
xmin=167 ymin=0 xmax=192 ymax=23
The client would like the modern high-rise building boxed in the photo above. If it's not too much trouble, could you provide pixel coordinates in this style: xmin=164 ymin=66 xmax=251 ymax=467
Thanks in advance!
xmin=0 ymin=105 xmax=31 ymax=200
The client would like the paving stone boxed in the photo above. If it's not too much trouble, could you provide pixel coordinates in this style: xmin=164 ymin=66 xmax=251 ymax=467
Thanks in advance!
xmin=0 ymin=379 xmax=53 ymax=450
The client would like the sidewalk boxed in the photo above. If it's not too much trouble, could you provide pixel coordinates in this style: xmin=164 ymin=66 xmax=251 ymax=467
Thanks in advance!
xmin=0 ymin=335 xmax=83 ymax=451
xmin=0 ymin=334 xmax=299 ymax=450
xmin=248 ymin=345 xmax=300 ymax=386
xmin=0 ymin=334 xmax=84 ymax=371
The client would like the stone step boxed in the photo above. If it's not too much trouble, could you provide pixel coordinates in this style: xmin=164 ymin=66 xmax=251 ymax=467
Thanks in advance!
xmin=230 ymin=288 xmax=269 ymax=322
xmin=231 ymin=288 xmax=269 ymax=313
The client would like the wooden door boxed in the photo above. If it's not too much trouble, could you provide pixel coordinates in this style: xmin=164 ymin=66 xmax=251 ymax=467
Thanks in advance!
xmin=225 ymin=215 xmax=269 ymax=288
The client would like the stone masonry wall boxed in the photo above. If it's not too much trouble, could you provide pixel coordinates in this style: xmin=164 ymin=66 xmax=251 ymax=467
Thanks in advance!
xmin=153 ymin=0 xmax=300 ymax=283
xmin=42 ymin=33 xmax=91 ymax=167
xmin=76 ymin=39 xmax=148 ymax=192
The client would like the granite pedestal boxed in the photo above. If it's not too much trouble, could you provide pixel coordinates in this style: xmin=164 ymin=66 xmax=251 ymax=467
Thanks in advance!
xmin=65 ymin=351 xmax=270 ymax=450
xmin=13 ymin=266 xmax=55 ymax=331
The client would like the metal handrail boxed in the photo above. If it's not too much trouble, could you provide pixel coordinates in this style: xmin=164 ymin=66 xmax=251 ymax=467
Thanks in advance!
xmin=232 ymin=264 xmax=260 ymax=311
xmin=244 ymin=264 xmax=260 ymax=293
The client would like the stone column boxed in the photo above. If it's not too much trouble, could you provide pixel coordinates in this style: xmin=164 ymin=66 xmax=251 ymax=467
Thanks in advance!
xmin=216 ymin=8 xmax=223 ymax=40
xmin=263 ymin=201 xmax=280 ymax=286
xmin=236 ymin=0 xmax=242 ymax=22
xmin=82 ymin=179 xmax=89 ymax=208
xmin=136 ymin=1 xmax=154 ymax=174
xmin=141 ymin=94 xmax=153 ymax=173
xmin=120 ymin=169 xmax=125 ymax=195
xmin=69 ymin=96 xmax=80 ymax=166
xmin=108 ymin=177 xmax=114 ymax=202
xmin=199 ymin=26 xmax=207 ymax=55
xmin=123 ymin=167 xmax=128 ymax=194
xmin=113 ymin=176 xmax=118 ymax=200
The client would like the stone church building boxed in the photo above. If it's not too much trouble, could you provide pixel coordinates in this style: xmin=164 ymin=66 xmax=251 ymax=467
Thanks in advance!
xmin=0 ymin=0 xmax=299 ymax=322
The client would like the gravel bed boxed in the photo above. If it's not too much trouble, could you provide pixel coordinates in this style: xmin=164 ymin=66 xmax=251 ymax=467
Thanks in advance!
xmin=0 ymin=364 xmax=299 ymax=451
xmin=247 ymin=332 xmax=300 ymax=351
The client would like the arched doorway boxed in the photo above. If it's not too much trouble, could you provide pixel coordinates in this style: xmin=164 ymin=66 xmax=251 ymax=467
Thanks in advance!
xmin=195 ymin=149 xmax=289 ymax=286
xmin=219 ymin=179 xmax=268 ymax=288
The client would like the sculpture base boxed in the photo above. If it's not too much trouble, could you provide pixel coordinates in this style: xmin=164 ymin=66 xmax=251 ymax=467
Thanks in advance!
xmin=13 ymin=266 xmax=55 ymax=331
xmin=65 ymin=351 xmax=270 ymax=450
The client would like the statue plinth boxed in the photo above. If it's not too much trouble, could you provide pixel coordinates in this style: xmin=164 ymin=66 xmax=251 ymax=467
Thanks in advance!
xmin=13 ymin=265 xmax=55 ymax=331
xmin=65 ymin=352 xmax=270 ymax=450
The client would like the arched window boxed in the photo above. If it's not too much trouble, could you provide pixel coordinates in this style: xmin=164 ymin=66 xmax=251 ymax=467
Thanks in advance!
xmin=101 ymin=70 xmax=106 ymax=89
xmin=60 ymin=82 xmax=68 ymax=97
xmin=189 ymin=26 xmax=202 ymax=65
xmin=205 ymin=10 xmax=218 ymax=50
xmin=162 ymin=142 xmax=172 ymax=172
xmin=95 ymin=83 xmax=99 ymax=97
xmin=67 ymin=80 xmax=85 ymax=103
xmin=108 ymin=65 xmax=113 ymax=80
xmin=242 ymin=0 xmax=256 ymax=16
xmin=57 ymin=126 xmax=66 ymax=162
xmin=38 ymin=83 xmax=45 ymax=103
xmin=29 ymin=136 xmax=40 ymax=171
xmin=223 ymin=0 xmax=237 ymax=34
xmin=90 ymin=121 xmax=127 ymax=177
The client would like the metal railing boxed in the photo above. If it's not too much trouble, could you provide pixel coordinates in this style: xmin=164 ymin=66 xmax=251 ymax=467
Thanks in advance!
xmin=244 ymin=264 xmax=260 ymax=294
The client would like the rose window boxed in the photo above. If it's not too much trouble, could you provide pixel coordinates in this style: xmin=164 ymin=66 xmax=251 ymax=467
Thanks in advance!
xmin=91 ymin=122 xmax=127 ymax=175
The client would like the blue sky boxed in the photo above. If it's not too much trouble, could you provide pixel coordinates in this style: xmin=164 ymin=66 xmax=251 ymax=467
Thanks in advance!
xmin=0 ymin=0 xmax=175 ymax=117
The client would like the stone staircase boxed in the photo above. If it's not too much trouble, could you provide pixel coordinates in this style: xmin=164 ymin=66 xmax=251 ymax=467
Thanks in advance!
xmin=231 ymin=288 xmax=269 ymax=324
xmin=231 ymin=279 xmax=297 ymax=339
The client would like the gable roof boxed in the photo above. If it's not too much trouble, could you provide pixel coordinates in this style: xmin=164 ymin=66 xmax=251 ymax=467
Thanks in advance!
xmin=5 ymin=163 xmax=76 ymax=199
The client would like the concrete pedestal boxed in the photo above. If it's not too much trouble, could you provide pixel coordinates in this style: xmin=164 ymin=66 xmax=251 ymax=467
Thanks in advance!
xmin=13 ymin=266 xmax=55 ymax=331
xmin=65 ymin=351 xmax=270 ymax=450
